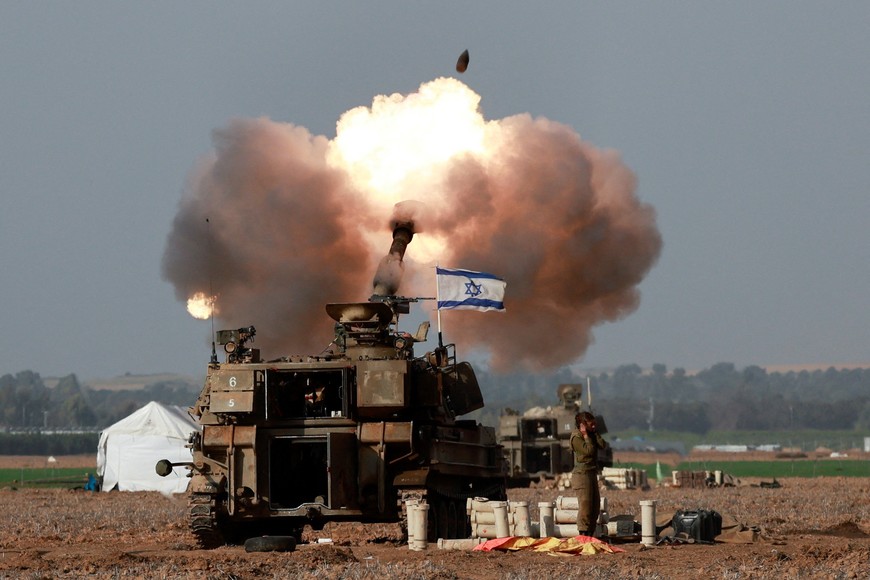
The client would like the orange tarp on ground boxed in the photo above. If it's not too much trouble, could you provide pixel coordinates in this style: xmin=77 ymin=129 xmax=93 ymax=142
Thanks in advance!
xmin=473 ymin=536 xmax=626 ymax=556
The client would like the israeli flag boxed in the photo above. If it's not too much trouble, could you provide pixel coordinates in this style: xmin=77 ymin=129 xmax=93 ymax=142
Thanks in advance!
xmin=436 ymin=267 xmax=506 ymax=312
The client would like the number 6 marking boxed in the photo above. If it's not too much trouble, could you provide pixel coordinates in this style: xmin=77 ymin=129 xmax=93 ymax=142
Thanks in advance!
xmin=229 ymin=376 xmax=237 ymax=388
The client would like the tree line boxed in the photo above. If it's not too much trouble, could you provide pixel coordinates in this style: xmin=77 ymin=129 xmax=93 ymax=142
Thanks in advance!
xmin=0 ymin=371 xmax=199 ymax=430
xmin=2 ymin=363 xmax=869 ymax=437
xmin=0 ymin=432 xmax=98 ymax=455
xmin=473 ymin=362 xmax=870 ymax=434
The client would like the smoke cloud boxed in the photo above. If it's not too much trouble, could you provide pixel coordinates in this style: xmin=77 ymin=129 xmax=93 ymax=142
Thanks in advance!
xmin=162 ymin=78 xmax=661 ymax=370
xmin=162 ymin=119 xmax=376 ymax=353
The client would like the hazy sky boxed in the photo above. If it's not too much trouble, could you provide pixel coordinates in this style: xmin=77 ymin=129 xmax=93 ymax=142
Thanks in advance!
xmin=2 ymin=3 xmax=869 ymax=381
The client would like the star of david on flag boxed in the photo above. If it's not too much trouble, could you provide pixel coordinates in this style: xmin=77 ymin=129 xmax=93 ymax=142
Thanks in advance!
xmin=436 ymin=267 xmax=506 ymax=312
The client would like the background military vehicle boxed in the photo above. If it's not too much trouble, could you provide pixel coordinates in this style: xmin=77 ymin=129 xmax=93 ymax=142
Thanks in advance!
xmin=159 ymin=222 xmax=506 ymax=548
xmin=498 ymin=383 xmax=612 ymax=486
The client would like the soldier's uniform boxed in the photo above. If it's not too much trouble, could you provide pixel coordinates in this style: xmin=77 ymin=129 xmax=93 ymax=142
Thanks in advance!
xmin=570 ymin=427 xmax=607 ymax=537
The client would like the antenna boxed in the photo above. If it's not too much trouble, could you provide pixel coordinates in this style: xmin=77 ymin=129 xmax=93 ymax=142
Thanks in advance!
xmin=207 ymin=217 xmax=218 ymax=364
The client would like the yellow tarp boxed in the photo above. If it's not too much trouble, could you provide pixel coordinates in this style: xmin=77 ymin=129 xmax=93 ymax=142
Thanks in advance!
xmin=473 ymin=535 xmax=626 ymax=556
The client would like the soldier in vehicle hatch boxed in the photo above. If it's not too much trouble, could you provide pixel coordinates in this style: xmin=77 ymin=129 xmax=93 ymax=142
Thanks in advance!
xmin=570 ymin=411 xmax=608 ymax=537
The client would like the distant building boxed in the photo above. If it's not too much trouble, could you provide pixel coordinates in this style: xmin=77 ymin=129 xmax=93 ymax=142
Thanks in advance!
xmin=610 ymin=439 xmax=686 ymax=455
xmin=693 ymin=444 xmax=749 ymax=453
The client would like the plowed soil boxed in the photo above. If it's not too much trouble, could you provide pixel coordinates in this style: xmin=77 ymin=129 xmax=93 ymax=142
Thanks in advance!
xmin=1 ymin=474 xmax=868 ymax=579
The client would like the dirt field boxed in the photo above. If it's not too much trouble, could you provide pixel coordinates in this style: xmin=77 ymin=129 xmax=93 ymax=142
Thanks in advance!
xmin=0 ymin=455 xmax=96 ymax=470
xmin=1 ymin=474 xmax=868 ymax=579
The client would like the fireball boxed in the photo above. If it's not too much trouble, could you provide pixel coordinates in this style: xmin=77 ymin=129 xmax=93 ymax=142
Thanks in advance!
xmin=186 ymin=292 xmax=217 ymax=320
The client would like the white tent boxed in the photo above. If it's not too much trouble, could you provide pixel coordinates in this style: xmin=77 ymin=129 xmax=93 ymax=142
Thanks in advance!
xmin=96 ymin=401 xmax=199 ymax=493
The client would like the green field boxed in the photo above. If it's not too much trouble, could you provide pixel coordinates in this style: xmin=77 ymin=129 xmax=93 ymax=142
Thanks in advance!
xmin=613 ymin=459 xmax=870 ymax=479
xmin=609 ymin=428 xmax=870 ymax=452
xmin=0 ymin=468 xmax=94 ymax=488
xmin=4 ymin=459 xmax=868 ymax=490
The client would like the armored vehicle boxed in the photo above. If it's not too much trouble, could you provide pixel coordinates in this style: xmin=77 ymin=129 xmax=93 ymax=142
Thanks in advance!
xmin=498 ymin=383 xmax=612 ymax=486
xmin=160 ymin=275 xmax=506 ymax=547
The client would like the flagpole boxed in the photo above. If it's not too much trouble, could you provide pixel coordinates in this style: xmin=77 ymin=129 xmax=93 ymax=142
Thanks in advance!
xmin=435 ymin=263 xmax=444 ymax=348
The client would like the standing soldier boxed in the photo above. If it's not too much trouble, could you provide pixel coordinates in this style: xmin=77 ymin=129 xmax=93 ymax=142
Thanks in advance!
xmin=570 ymin=411 xmax=608 ymax=537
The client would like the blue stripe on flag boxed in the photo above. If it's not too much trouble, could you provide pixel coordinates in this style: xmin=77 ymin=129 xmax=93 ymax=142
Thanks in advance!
xmin=436 ymin=266 xmax=502 ymax=280
xmin=436 ymin=267 xmax=506 ymax=312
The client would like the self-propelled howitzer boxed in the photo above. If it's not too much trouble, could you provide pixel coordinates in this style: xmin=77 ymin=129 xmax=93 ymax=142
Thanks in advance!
xmin=160 ymin=296 xmax=506 ymax=548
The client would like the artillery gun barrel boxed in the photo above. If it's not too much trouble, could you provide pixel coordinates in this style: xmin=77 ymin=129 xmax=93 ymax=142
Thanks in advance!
xmin=372 ymin=221 xmax=415 ymax=296
xmin=388 ymin=221 xmax=414 ymax=259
